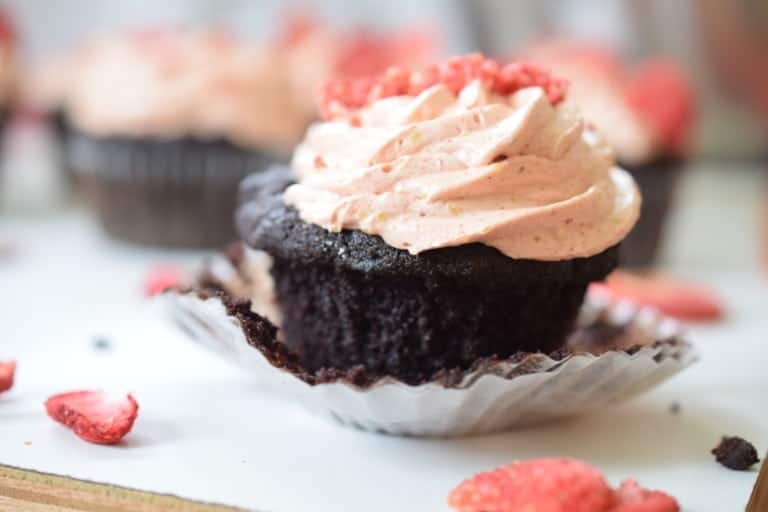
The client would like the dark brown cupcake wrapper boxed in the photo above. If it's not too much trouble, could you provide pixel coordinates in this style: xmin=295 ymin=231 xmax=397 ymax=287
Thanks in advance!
xmin=68 ymin=130 xmax=282 ymax=248
xmin=621 ymin=157 xmax=685 ymax=268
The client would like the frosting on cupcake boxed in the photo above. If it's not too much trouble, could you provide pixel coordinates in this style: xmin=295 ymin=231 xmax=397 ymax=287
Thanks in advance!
xmin=284 ymin=57 xmax=640 ymax=261
xmin=522 ymin=41 xmax=695 ymax=165
xmin=21 ymin=53 xmax=78 ymax=111
xmin=67 ymin=30 xmax=308 ymax=152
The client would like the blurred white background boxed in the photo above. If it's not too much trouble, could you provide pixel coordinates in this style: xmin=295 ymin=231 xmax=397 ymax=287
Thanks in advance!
xmin=7 ymin=0 xmax=768 ymax=159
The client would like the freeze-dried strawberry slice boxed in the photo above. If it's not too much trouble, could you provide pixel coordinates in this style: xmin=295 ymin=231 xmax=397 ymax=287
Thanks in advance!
xmin=610 ymin=479 xmax=679 ymax=512
xmin=625 ymin=60 xmax=695 ymax=151
xmin=0 ymin=361 xmax=16 ymax=394
xmin=321 ymin=54 xmax=567 ymax=119
xmin=589 ymin=271 xmax=723 ymax=322
xmin=0 ymin=10 xmax=15 ymax=46
xmin=45 ymin=391 xmax=138 ymax=444
xmin=448 ymin=458 xmax=615 ymax=512
xmin=144 ymin=264 xmax=186 ymax=296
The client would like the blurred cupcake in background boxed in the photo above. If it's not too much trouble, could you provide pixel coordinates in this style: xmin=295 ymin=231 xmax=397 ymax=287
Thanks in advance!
xmin=276 ymin=13 xmax=437 ymax=125
xmin=19 ymin=51 xmax=82 ymax=189
xmin=20 ymin=53 xmax=75 ymax=142
xmin=521 ymin=40 xmax=696 ymax=267
xmin=66 ymin=28 xmax=307 ymax=248
xmin=0 ymin=9 xmax=15 ymax=148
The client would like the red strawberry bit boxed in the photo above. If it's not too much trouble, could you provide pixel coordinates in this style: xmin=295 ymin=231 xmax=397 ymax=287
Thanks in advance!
xmin=0 ymin=361 xmax=16 ymax=394
xmin=45 ymin=391 xmax=138 ymax=445
xmin=625 ymin=60 xmax=695 ymax=152
xmin=0 ymin=9 xmax=15 ymax=46
xmin=449 ymin=459 xmax=681 ymax=512
xmin=589 ymin=270 xmax=724 ymax=322
xmin=448 ymin=458 xmax=615 ymax=512
xmin=321 ymin=54 xmax=568 ymax=120
xmin=610 ymin=479 xmax=679 ymax=512
xmin=144 ymin=264 xmax=186 ymax=297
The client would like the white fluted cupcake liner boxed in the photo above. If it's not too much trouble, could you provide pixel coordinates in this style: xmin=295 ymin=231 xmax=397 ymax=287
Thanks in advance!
xmin=165 ymin=287 xmax=696 ymax=437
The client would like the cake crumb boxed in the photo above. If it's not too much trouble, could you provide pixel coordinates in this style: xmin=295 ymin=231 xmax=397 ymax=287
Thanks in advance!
xmin=92 ymin=337 xmax=112 ymax=351
xmin=712 ymin=436 xmax=760 ymax=470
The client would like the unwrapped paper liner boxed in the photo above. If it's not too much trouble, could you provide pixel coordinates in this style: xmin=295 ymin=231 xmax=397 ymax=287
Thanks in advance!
xmin=166 ymin=288 xmax=696 ymax=437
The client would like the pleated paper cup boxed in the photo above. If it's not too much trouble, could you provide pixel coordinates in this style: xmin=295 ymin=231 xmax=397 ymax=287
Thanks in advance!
xmin=166 ymin=281 xmax=696 ymax=437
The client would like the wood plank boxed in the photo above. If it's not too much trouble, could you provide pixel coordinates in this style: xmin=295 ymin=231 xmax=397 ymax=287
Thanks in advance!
xmin=0 ymin=465 xmax=249 ymax=512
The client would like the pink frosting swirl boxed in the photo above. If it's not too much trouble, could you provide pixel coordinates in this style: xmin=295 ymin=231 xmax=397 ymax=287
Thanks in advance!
xmin=284 ymin=81 xmax=640 ymax=261
xmin=67 ymin=30 xmax=309 ymax=152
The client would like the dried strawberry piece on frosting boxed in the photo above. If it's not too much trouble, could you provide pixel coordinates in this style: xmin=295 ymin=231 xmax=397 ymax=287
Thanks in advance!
xmin=321 ymin=54 xmax=568 ymax=120
xmin=625 ymin=60 xmax=696 ymax=151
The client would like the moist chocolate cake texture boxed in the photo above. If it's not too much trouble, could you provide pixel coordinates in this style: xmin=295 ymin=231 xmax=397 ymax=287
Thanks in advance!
xmin=236 ymin=168 xmax=620 ymax=385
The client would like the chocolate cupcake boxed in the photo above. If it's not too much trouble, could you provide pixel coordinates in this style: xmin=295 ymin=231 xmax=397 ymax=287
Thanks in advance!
xmin=522 ymin=41 xmax=696 ymax=267
xmin=236 ymin=55 xmax=641 ymax=385
xmin=66 ymin=29 xmax=309 ymax=247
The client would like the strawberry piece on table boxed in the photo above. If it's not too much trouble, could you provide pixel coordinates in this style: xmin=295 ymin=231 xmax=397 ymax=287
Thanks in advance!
xmin=0 ymin=361 xmax=16 ymax=393
xmin=448 ymin=458 xmax=615 ymax=512
xmin=144 ymin=264 xmax=185 ymax=296
xmin=45 ymin=391 xmax=139 ymax=445
xmin=610 ymin=479 xmax=680 ymax=512
xmin=449 ymin=458 xmax=681 ymax=512
xmin=589 ymin=270 xmax=723 ymax=322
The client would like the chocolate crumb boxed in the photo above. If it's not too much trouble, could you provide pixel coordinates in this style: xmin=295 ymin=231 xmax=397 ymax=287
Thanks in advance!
xmin=669 ymin=402 xmax=681 ymax=414
xmin=712 ymin=436 xmax=760 ymax=470
xmin=92 ymin=337 xmax=112 ymax=351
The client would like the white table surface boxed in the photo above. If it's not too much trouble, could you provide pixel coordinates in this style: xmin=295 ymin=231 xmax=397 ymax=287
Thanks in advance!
xmin=1 ymin=163 xmax=766 ymax=511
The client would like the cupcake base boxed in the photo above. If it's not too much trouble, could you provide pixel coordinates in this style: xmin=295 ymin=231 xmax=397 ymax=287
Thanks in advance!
xmin=167 ymin=287 xmax=696 ymax=436
xmin=272 ymin=255 xmax=596 ymax=385
xmin=70 ymin=131 xmax=278 ymax=248
xmin=621 ymin=157 xmax=683 ymax=268
xmin=237 ymin=176 xmax=620 ymax=384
